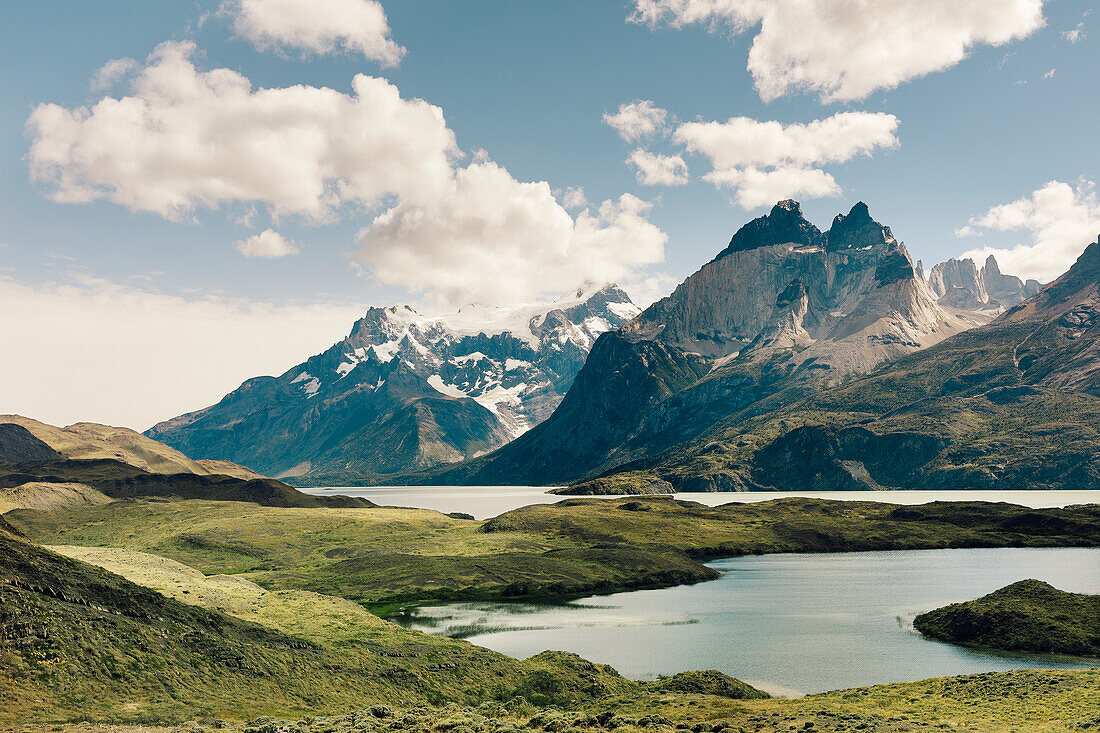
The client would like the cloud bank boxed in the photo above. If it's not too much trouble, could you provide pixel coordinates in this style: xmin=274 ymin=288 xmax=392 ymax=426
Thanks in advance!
xmin=958 ymin=179 xmax=1100 ymax=282
xmin=629 ymin=0 xmax=1046 ymax=102
xmin=356 ymin=163 xmax=666 ymax=307
xmin=0 ymin=273 xmax=365 ymax=430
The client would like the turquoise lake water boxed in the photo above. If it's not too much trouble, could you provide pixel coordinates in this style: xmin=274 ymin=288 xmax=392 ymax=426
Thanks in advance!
xmin=394 ymin=547 xmax=1100 ymax=696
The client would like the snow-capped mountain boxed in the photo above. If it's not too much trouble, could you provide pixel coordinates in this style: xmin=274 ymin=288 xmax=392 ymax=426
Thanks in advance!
xmin=147 ymin=284 xmax=640 ymax=481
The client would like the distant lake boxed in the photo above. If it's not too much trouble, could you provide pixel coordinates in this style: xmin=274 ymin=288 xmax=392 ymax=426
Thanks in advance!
xmin=394 ymin=548 xmax=1100 ymax=696
xmin=301 ymin=485 xmax=1100 ymax=519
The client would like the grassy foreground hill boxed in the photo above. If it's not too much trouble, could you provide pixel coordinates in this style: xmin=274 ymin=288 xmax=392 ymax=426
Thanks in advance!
xmin=915 ymin=579 xmax=1100 ymax=656
xmin=1 ymin=519 xmax=723 ymax=724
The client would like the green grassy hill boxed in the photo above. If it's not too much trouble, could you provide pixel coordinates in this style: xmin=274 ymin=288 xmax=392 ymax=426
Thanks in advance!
xmin=1 ymin=520 xmax=724 ymax=725
xmin=915 ymin=579 xmax=1100 ymax=656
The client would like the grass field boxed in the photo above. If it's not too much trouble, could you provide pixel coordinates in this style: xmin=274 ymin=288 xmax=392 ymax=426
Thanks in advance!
xmin=9 ymin=495 xmax=1098 ymax=611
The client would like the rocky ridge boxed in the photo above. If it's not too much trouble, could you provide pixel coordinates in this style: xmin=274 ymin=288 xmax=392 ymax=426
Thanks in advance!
xmin=417 ymin=201 xmax=999 ymax=487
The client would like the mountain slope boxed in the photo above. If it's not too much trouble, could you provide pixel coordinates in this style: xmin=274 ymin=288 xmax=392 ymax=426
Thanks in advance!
xmin=0 ymin=414 xmax=227 ymax=475
xmin=419 ymin=201 xmax=991 ymax=487
xmin=148 ymin=285 xmax=639 ymax=481
xmin=0 ymin=417 xmax=372 ymax=508
xmin=593 ymin=236 xmax=1100 ymax=492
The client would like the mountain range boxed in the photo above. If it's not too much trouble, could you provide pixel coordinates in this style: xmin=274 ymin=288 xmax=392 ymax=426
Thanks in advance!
xmin=148 ymin=285 xmax=639 ymax=482
xmin=145 ymin=199 xmax=1098 ymax=492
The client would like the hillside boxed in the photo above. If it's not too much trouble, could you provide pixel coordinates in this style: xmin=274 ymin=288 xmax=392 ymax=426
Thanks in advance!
xmin=0 ymin=419 xmax=371 ymax=509
xmin=0 ymin=520 xmax=675 ymax=724
xmin=0 ymin=414 xmax=243 ymax=476
xmin=10 ymin=496 xmax=1099 ymax=610
xmin=915 ymin=579 xmax=1100 ymax=656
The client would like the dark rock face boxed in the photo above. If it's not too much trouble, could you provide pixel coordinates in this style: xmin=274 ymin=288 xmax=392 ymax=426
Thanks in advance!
xmin=826 ymin=201 xmax=893 ymax=252
xmin=718 ymin=200 xmax=826 ymax=257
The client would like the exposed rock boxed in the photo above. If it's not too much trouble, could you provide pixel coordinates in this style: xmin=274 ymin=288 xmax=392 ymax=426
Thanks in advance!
xmin=927 ymin=254 xmax=1041 ymax=313
xmin=417 ymin=201 xmax=989 ymax=487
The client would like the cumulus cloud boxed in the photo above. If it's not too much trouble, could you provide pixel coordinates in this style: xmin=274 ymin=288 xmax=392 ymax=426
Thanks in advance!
xmin=560 ymin=186 xmax=590 ymax=210
xmin=89 ymin=57 xmax=137 ymax=91
xmin=0 ymin=272 xmax=365 ymax=430
xmin=27 ymin=41 xmax=458 ymax=222
xmin=355 ymin=162 xmax=667 ymax=308
xmin=234 ymin=229 xmax=300 ymax=258
xmin=29 ymin=42 xmax=668 ymax=308
xmin=628 ymin=149 xmax=690 ymax=186
xmin=224 ymin=0 xmax=404 ymax=65
xmin=629 ymin=0 xmax=1047 ymax=102
xmin=957 ymin=179 xmax=1100 ymax=282
xmin=603 ymin=100 xmax=670 ymax=142
xmin=673 ymin=111 xmax=899 ymax=208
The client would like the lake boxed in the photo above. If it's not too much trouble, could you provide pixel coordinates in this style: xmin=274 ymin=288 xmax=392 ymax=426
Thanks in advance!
xmin=301 ymin=484 xmax=1100 ymax=519
xmin=394 ymin=547 xmax=1100 ymax=696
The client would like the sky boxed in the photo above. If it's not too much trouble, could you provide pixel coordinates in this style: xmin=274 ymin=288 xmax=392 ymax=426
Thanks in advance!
xmin=2 ymin=0 xmax=1098 ymax=430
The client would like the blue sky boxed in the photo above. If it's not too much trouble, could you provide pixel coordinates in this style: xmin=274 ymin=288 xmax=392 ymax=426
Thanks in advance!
xmin=1 ymin=0 xmax=1098 ymax=428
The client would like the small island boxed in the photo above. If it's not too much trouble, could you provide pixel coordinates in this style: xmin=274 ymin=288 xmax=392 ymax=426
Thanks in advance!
xmin=914 ymin=579 xmax=1100 ymax=657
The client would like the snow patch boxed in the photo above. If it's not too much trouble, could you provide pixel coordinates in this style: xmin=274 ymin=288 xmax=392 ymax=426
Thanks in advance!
xmin=607 ymin=302 xmax=641 ymax=319
xmin=371 ymin=340 xmax=400 ymax=363
xmin=504 ymin=358 xmax=531 ymax=371
xmin=427 ymin=375 xmax=468 ymax=399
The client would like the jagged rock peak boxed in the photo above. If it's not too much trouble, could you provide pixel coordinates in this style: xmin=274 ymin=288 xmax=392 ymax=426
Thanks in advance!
xmin=826 ymin=201 xmax=896 ymax=252
xmin=718 ymin=199 xmax=826 ymax=258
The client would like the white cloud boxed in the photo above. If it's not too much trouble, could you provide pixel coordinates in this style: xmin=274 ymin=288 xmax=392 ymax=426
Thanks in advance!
xmin=560 ymin=186 xmax=590 ymax=210
xmin=673 ymin=111 xmax=898 ymax=208
xmin=1062 ymin=11 xmax=1088 ymax=43
xmin=0 ymin=273 xmax=365 ymax=430
xmin=89 ymin=57 xmax=137 ymax=91
xmin=1044 ymin=68 xmax=1056 ymax=79
xmin=29 ymin=42 xmax=668 ymax=308
xmin=225 ymin=0 xmax=404 ymax=65
xmin=603 ymin=100 xmax=670 ymax=142
xmin=627 ymin=149 xmax=690 ymax=186
xmin=957 ymin=179 xmax=1100 ymax=282
xmin=706 ymin=166 xmax=840 ymax=209
xmin=355 ymin=162 xmax=667 ymax=308
xmin=629 ymin=0 xmax=1046 ymax=102
xmin=620 ymin=271 xmax=679 ymax=309
xmin=234 ymin=229 xmax=300 ymax=258
xmin=27 ymin=41 xmax=458 ymax=222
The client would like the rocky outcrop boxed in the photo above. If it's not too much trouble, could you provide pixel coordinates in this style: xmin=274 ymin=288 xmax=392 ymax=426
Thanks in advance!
xmin=927 ymin=255 xmax=1041 ymax=312
xmin=149 ymin=285 xmax=639 ymax=481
